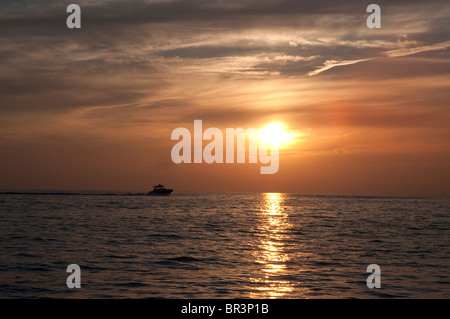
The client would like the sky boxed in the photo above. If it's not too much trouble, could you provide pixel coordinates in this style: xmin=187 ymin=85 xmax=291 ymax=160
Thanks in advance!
xmin=0 ymin=0 xmax=449 ymax=195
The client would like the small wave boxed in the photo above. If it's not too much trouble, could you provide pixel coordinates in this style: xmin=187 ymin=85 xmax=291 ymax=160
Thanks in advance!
xmin=105 ymin=254 xmax=139 ymax=259
xmin=115 ymin=282 xmax=149 ymax=288
xmin=79 ymin=264 xmax=109 ymax=271
xmin=13 ymin=252 xmax=40 ymax=258
xmin=167 ymin=256 xmax=202 ymax=262
xmin=148 ymin=234 xmax=184 ymax=239
xmin=27 ymin=266 xmax=51 ymax=272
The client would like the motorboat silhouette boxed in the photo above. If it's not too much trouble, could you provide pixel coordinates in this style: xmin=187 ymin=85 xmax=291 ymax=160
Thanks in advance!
xmin=147 ymin=184 xmax=173 ymax=196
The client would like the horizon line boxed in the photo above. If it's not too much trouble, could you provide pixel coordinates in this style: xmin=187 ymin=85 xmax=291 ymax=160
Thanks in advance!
xmin=0 ymin=189 xmax=448 ymax=198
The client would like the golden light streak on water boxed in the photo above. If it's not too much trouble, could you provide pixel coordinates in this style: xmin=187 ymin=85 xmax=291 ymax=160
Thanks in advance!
xmin=250 ymin=193 xmax=296 ymax=298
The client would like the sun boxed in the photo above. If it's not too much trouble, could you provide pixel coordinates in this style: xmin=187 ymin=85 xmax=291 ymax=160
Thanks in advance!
xmin=258 ymin=123 xmax=292 ymax=146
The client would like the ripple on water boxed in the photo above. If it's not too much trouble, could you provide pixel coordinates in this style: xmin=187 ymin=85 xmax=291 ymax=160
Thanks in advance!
xmin=0 ymin=193 xmax=449 ymax=298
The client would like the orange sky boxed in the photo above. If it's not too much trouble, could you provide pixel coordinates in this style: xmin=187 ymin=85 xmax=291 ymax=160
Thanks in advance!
xmin=0 ymin=0 xmax=449 ymax=196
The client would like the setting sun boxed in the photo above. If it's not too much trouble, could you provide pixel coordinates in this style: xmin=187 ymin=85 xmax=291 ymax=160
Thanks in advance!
xmin=259 ymin=123 xmax=292 ymax=146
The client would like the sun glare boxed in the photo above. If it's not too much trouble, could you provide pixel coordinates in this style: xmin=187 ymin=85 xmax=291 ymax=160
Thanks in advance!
xmin=259 ymin=123 xmax=291 ymax=146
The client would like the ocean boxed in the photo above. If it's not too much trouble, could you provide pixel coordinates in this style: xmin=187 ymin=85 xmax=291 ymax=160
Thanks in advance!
xmin=0 ymin=192 xmax=449 ymax=298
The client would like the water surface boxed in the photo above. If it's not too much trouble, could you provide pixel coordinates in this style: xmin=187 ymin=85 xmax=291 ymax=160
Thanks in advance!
xmin=0 ymin=192 xmax=448 ymax=298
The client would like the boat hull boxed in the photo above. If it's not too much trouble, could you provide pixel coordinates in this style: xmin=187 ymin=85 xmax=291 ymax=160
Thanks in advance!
xmin=146 ymin=189 xmax=173 ymax=196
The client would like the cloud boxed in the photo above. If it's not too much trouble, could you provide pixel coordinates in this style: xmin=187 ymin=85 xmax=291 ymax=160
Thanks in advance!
xmin=1 ymin=1 xmax=449 ymax=142
xmin=308 ymin=58 xmax=374 ymax=76
xmin=384 ymin=40 xmax=450 ymax=58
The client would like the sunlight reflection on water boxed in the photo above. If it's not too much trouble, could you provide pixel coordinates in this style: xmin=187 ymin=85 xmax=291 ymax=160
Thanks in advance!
xmin=250 ymin=193 xmax=296 ymax=298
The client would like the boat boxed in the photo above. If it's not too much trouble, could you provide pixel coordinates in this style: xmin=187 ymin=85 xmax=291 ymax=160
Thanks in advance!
xmin=146 ymin=184 xmax=173 ymax=196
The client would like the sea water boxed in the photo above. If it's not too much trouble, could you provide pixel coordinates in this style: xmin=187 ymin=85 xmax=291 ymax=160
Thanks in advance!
xmin=0 ymin=192 xmax=448 ymax=298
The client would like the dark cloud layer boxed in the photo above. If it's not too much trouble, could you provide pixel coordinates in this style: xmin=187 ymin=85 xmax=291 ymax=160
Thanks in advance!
xmin=1 ymin=0 xmax=448 ymax=114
